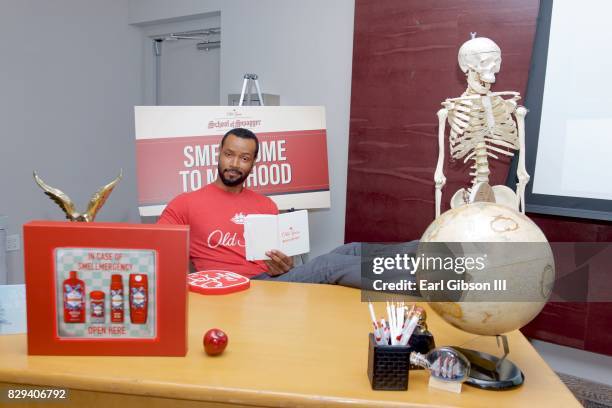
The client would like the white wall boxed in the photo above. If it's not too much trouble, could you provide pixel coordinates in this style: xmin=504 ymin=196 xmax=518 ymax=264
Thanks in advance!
xmin=533 ymin=0 xmax=612 ymax=201
xmin=129 ymin=0 xmax=356 ymax=259
xmin=0 ymin=0 xmax=142 ymax=283
xmin=138 ymin=14 xmax=221 ymax=106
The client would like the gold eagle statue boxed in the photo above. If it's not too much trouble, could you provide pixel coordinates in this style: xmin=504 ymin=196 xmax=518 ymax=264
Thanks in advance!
xmin=33 ymin=170 xmax=123 ymax=222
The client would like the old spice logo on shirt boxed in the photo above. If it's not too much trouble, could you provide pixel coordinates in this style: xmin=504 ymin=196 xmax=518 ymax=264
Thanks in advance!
xmin=230 ymin=213 xmax=247 ymax=225
xmin=207 ymin=213 xmax=246 ymax=249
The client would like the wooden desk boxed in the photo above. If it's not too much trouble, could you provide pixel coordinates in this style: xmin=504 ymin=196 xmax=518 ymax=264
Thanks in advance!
xmin=0 ymin=281 xmax=580 ymax=407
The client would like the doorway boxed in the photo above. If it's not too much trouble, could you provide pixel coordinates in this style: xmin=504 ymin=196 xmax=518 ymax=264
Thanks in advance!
xmin=139 ymin=14 xmax=221 ymax=106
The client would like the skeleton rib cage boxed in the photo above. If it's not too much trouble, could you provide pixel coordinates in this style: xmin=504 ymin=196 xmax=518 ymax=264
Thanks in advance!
xmin=443 ymin=92 xmax=521 ymax=186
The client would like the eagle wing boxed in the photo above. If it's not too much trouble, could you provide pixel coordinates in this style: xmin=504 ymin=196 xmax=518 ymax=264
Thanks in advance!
xmin=33 ymin=171 xmax=78 ymax=220
xmin=85 ymin=169 xmax=123 ymax=221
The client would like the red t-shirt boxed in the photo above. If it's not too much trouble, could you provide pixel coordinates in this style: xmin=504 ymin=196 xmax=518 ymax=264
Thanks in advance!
xmin=157 ymin=183 xmax=278 ymax=278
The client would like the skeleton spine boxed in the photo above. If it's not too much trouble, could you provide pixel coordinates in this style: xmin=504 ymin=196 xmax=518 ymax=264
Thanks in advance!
xmin=473 ymin=141 xmax=490 ymax=185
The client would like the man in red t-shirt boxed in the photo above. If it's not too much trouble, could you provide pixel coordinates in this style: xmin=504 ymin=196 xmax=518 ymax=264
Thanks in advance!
xmin=159 ymin=128 xmax=419 ymax=288
xmin=158 ymin=128 xmax=295 ymax=278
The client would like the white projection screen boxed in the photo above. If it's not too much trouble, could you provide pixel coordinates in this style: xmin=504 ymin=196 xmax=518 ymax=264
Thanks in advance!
xmin=507 ymin=0 xmax=612 ymax=220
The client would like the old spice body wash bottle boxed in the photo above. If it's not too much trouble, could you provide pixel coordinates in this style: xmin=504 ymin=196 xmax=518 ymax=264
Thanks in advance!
xmin=63 ymin=270 xmax=85 ymax=323
xmin=110 ymin=274 xmax=124 ymax=323
xmin=129 ymin=274 xmax=148 ymax=324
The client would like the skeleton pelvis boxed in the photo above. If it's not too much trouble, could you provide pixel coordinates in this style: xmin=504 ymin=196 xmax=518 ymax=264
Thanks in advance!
xmin=450 ymin=183 xmax=518 ymax=211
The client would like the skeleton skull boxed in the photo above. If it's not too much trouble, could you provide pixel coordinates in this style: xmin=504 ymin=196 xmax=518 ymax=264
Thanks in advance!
xmin=458 ymin=37 xmax=502 ymax=87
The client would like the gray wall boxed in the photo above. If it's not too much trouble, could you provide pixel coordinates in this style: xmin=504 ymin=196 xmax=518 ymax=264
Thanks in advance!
xmin=129 ymin=0 xmax=356 ymax=260
xmin=0 ymin=0 xmax=142 ymax=283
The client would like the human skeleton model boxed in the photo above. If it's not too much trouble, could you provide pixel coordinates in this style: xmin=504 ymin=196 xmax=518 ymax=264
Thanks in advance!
xmin=434 ymin=35 xmax=529 ymax=218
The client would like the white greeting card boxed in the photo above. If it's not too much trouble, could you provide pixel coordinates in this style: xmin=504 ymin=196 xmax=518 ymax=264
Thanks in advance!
xmin=244 ymin=210 xmax=310 ymax=261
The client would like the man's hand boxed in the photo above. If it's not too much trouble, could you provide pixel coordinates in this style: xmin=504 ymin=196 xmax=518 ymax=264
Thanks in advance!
xmin=264 ymin=250 xmax=294 ymax=276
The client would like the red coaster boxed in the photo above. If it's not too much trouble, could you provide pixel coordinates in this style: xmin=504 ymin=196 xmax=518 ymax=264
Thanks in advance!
xmin=188 ymin=270 xmax=250 ymax=295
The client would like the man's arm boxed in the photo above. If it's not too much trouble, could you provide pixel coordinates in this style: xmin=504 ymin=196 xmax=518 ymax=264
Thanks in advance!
xmin=157 ymin=195 xmax=188 ymax=225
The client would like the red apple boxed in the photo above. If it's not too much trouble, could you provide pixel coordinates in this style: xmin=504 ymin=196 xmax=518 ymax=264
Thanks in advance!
xmin=203 ymin=328 xmax=228 ymax=356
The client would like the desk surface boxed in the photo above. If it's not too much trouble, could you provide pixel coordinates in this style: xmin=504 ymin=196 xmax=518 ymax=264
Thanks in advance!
xmin=0 ymin=281 xmax=580 ymax=407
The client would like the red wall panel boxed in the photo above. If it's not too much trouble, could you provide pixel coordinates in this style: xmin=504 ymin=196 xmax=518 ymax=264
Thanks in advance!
xmin=346 ymin=0 xmax=612 ymax=354
xmin=520 ymin=214 xmax=612 ymax=354
xmin=347 ymin=0 xmax=539 ymax=242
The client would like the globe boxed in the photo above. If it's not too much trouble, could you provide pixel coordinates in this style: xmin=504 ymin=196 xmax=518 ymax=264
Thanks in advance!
xmin=417 ymin=202 xmax=555 ymax=336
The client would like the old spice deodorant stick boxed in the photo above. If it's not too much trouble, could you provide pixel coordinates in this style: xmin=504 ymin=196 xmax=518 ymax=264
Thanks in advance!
xmin=63 ymin=270 xmax=85 ymax=323
xmin=129 ymin=274 xmax=148 ymax=324
xmin=110 ymin=274 xmax=124 ymax=323
xmin=89 ymin=291 xmax=105 ymax=324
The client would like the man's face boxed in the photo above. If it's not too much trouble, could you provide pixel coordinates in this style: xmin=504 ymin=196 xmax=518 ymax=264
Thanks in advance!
xmin=217 ymin=134 xmax=257 ymax=187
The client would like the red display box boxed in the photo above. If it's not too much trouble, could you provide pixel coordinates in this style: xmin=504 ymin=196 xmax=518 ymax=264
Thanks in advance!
xmin=23 ymin=221 xmax=189 ymax=356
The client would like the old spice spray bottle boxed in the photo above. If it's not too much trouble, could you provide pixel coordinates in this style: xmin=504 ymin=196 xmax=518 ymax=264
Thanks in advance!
xmin=110 ymin=274 xmax=124 ymax=323
xmin=63 ymin=270 xmax=85 ymax=323
xmin=129 ymin=274 xmax=148 ymax=324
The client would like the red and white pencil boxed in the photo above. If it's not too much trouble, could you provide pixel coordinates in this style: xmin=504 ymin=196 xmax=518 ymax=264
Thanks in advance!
xmin=399 ymin=306 xmax=423 ymax=346
xmin=368 ymin=302 xmax=384 ymax=345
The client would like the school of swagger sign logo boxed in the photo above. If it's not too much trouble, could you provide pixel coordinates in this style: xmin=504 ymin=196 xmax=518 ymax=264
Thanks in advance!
xmin=207 ymin=109 xmax=263 ymax=130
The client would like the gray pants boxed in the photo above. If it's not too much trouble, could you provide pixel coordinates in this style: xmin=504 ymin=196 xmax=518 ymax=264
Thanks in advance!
xmin=252 ymin=241 xmax=419 ymax=289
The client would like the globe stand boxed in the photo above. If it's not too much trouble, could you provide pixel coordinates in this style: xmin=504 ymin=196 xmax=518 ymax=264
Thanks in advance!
xmin=455 ymin=335 xmax=524 ymax=390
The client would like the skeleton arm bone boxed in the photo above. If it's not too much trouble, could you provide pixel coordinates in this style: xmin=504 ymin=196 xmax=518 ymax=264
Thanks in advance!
xmin=435 ymin=108 xmax=449 ymax=218
xmin=515 ymin=106 xmax=530 ymax=213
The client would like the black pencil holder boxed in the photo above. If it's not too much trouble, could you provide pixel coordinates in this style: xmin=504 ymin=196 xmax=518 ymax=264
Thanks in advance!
xmin=367 ymin=333 xmax=411 ymax=390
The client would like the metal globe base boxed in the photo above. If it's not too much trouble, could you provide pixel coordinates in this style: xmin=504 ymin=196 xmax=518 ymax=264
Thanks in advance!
xmin=454 ymin=346 xmax=524 ymax=390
